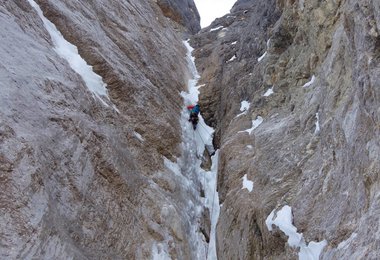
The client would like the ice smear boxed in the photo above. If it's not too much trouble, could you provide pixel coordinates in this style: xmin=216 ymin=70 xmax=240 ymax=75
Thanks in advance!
xmin=236 ymin=100 xmax=250 ymax=117
xmin=314 ymin=113 xmax=320 ymax=134
xmin=263 ymin=87 xmax=274 ymax=97
xmin=241 ymin=174 xmax=253 ymax=192
xmin=258 ymin=51 xmax=267 ymax=62
xmin=239 ymin=116 xmax=263 ymax=135
xmin=266 ymin=205 xmax=327 ymax=260
xmin=303 ymin=75 xmax=316 ymax=88
xmin=210 ymin=26 xmax=224 ymax=32
xmin=28 ymin=0 xmax=115 ymax=109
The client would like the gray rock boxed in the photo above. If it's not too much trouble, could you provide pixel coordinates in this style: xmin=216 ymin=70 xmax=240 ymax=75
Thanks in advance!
xmin=191 ymin=0 xmax=380 ymax=258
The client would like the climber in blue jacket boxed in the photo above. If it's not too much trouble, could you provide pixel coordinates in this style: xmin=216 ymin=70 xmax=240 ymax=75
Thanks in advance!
xmin=187 ymin=104 xmax=200 ymax=130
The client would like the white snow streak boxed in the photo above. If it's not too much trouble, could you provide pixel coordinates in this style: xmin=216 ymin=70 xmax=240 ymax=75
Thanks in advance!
xmin=134 ymin=131 xmax=144 ymax=142
xmin=239 ymin=116 xmax=263 ymax=134
xmin=227 ymin=55 xmax=236 ymax=62
xmin=266 ymin=205 xmax=327 ymax=260
xmin=314 ymin=113 xmax=320 ymax=134
xmin=257 ymin=39 xmax=270 ymax=62
xmin=263 ymin=87 xmax=274 ymax=97
xmin=210 ymin=26 xmax=224 ymax=32
xmin=241 ymin=174 xmax=253 ymax=192
xmin=257 ymin=51 xmax=267 ymax=62
xmin=303 ymin=75 xmax=316 ymax=88
xmin=27 ymin=0 xmax=115 ymax=109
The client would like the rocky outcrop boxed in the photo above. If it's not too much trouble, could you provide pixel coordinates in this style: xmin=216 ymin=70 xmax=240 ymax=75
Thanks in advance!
xmin=157 ymin=0 xmax=201 ymax=34
xmin=192 ymin=0 xmax=380 ymax=258
xmin=1 ymin=0 xmax=201 ymax=259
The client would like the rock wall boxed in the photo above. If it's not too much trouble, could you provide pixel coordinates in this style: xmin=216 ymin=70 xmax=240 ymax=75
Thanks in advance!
xmin=191 ymin=0 xmax=380 ymax=258
xmin=1 ymin=0 xmax=201 ymax=259
xmin=157 ymin=0 xmax=201 ymax=34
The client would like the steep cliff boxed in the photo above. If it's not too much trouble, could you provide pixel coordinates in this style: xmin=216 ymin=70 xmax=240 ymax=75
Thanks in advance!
xmin=1 ymin=0 xmax=204 ymax=259
xmin=157 ymin=0 xmax=201 ymax=34
xmin=192 ymin=0 xmax=380 ymax=259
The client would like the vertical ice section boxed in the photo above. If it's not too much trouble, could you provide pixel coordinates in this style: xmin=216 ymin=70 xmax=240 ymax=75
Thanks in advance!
xmin=205 ymin=151 xmax=220 ymax=260
xmin=182 ymin=40 xmax=220 ymax=260
xmin=28 ymin=0 xmax=116 ymax=109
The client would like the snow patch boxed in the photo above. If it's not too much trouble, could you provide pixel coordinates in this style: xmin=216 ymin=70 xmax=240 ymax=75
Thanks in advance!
xmin=210 ymin=26 xmax=224 ymax=32
xmin=241 ymin=174 xmax=253 ymax=192
xmin=263 ymin=87 xmax=274 ymax=97
xmin=265 ymin=206 xmax=302 ymax=246
xmin=258 ymin=51 xmax=267 ymax=62
xmin=27 ymin=0 xmax=115 ymax=109
xmin=266 ymin=205 xmax=327 ymax=260
xmin=303 ymin=75 xmax=316 ymax=88
xmin=236 ymin=100 xmax=250 ymax=117
xmin=231 ymin=41 xmax=237 ymax=45
xmin=239 ymin=116 xmax=263 ymax=134
xmin=299 ymin=240 xmax=328 ymax=260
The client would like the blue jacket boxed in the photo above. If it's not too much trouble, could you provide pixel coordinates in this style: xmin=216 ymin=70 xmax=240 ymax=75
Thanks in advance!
xmin=191 ymin=105 xmax=200 ymax=115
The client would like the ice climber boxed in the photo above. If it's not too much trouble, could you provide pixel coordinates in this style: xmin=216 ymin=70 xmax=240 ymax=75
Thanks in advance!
xmin=187 ymin=104 xmax=200 ymax=130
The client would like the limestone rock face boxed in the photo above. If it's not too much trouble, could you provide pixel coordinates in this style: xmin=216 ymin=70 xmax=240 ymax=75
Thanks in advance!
xmin=1 ymin=0 xmax=201 ymax=259
xmin=191 ymin=0 xmax=380 ymax=258
xmin=157 ymin=0 xmax=201 ymax=34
